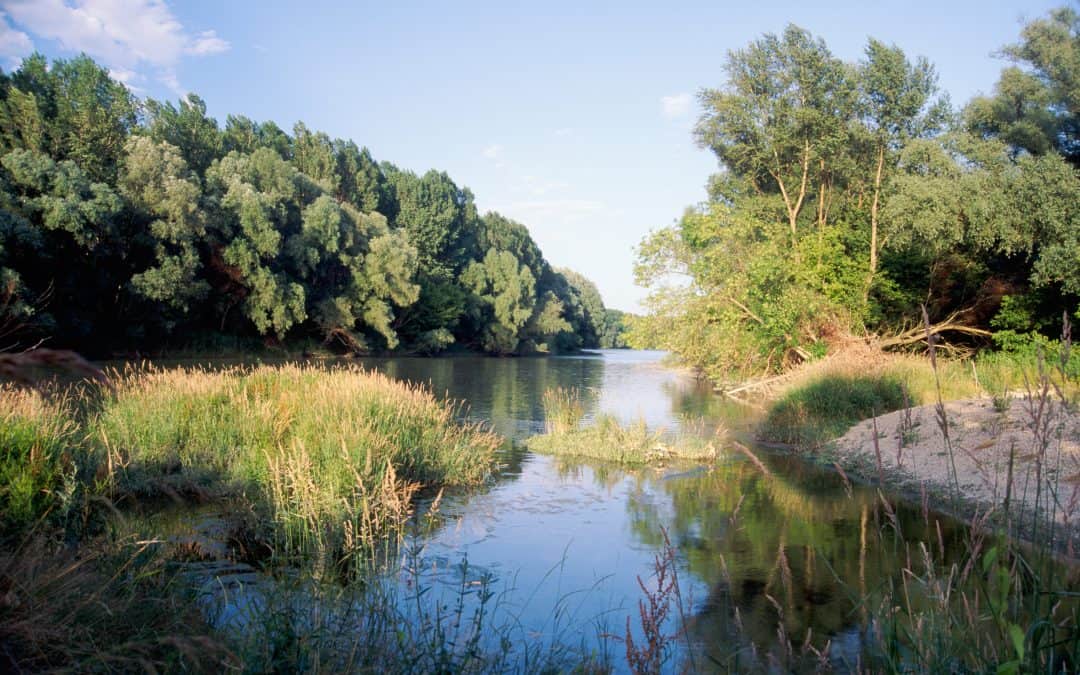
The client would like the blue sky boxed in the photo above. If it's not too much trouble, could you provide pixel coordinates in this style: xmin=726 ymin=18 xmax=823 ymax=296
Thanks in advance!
xmin=0 ymin=0 xmax=1063 ymax=311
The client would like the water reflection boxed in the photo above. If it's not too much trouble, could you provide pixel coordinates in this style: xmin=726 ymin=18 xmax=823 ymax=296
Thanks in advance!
xmin=359 ymin=351 xmax=983 ymax=671
xmin=135 ymin=350 xmax=1022 ymax=670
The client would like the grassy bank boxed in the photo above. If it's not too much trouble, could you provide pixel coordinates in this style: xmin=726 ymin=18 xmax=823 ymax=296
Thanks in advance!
xmin=758 ymin=373 xmax=908 ymax=447
xmin=0 ymin=363 xmax=512 ymax=671
xmin=752 ymin=326 xmax=1080 ymax=672
xmin=1 ymin=365 xmax=501 ymax=570
xmin=524 ymin=387 xmax=720 ymax=463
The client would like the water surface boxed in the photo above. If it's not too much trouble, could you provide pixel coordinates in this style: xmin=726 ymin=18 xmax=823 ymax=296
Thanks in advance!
xmin=343 ymin=350 xmax=972 ymax=671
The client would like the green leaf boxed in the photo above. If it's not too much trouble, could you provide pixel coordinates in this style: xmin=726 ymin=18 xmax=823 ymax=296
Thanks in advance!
xmin=982 ymin=545 xmax=999 ymax=574
xmin=1008 ymin=623 xmax=1025 ymax=660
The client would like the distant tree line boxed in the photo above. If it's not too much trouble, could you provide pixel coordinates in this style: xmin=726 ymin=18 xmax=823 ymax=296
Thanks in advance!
xmin=631 ymin=8 xmax=1080 ymax=382
xmin=0 ymin=54 xmax=628 ymax=357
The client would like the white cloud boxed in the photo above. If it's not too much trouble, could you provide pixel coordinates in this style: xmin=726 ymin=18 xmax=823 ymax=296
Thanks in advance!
xmin=0 ymin=11 xmax=33 ymax=65
xmin=186 ymin=29 xmax=227 ymax=56
xmin=482 ymin=143 xmax=503 ymax=160
xmin=552 ymin=127 xmax=574 ymax=137
xmin=660 ymin=92 xmax=693 ymax=119
xmin=1 ymin=0 xmax=229 ymax=92
xmin=520 ymin=175 xmax=568 ymax=197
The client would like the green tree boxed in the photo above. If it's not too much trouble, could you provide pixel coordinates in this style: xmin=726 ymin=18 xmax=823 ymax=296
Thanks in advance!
xmin=967 ymin=7 xmax=1080 ymax=163
xmin=119 ymin=136 xmax=209 ymax=317
xmin=144 ymin=94 xmax=223 ymax=176
xmin=462 ymin=249 xmax=536 ymax=354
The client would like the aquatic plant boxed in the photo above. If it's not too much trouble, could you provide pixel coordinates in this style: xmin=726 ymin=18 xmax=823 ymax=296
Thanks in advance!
xmin=527 ymin=399 xmax=720 ymax=464
xmin=0 ymin=387 xmax=80 ymax=535
xmin=89 ymin=364 xmax=501 ymax=575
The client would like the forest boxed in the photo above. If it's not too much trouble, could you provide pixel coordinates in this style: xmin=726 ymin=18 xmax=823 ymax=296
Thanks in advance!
xmin=0 ymin=55 xmax=627 ymax=357
xmin=629 ymin=8 xmax=1080 ymax=385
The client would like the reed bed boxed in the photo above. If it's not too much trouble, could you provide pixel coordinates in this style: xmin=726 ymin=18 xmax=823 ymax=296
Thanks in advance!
xmin=743 ymin=317 xmax=1080 ymax=672
xmin=0 ymin=364 xmax=501 ymax=574
xmin=0 ymin=387 xmax=82 ymax=535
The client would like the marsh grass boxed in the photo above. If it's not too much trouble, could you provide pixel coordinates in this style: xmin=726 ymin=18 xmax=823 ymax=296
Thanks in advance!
xmin=0 ymin=364 xmax=501 ymax=577
xmin=847 ymin=314 xmax=1080 ymax=673
xmin=0 ymin=535 xmax=235 ymax=672
xmin=528 ymin=390 xmax=720 ymax=464
xmin=0 ymin=387 xmax=83 ymax=535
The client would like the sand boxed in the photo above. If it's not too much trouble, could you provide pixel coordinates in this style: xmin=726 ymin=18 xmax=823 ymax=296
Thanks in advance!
xmin=831 ymin=393 xmax=1080 ymax=546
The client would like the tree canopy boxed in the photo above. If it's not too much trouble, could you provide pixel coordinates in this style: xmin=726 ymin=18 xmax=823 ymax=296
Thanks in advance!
xmin=632 ymin=12 xmax=1080 ymax=384
xmin=0 ymin=54 xmax=611 ymax=356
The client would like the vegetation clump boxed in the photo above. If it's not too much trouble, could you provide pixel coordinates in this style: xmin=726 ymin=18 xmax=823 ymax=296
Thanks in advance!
xmin=630 ymin=8 xmax=1080 ymax=388
xmin=526 ymin=388 xmax=720 ymax=464
xmin=0 ymin=55 xmax=627 ymax=358
xmin=760 ymin=374 xmax=908 ymax=448
xmin=0 ymin=364 xmax=501 ymax=574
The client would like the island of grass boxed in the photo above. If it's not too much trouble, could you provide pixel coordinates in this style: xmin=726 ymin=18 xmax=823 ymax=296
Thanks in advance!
xmin=2 ymin=364 xmax=501 ymax=574
xmin=524 ymin=388 xmax=721 ymax=464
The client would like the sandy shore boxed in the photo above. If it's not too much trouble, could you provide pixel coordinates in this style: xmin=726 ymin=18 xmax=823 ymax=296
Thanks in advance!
xmin=831 ymin=393 xmax=1080 ymax=551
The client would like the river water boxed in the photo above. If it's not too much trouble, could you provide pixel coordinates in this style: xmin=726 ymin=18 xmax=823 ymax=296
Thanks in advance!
xmin=333 ymin=349 xmax=972 ymax=671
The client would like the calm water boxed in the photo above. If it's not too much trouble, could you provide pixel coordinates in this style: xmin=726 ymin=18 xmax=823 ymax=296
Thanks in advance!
xmin=334 ymin=350 xmax=973 ymax=671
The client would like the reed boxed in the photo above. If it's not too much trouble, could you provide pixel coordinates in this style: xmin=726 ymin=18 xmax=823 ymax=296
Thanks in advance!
xmin=852 ymin=315 xmax=1080 ymax=672
xmin=0 ymin=386 xmax=81 ymax=535
xmin=528 ymin=389 xmax=720 ymax=464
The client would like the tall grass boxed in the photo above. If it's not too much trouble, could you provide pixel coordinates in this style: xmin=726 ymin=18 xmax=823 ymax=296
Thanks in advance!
xmin=0 ymin=364 xmax=501 ymax=575
xmin=0 ymin=537 xmax=235 ymax=672
xmin=0 ymin=387 xmax=81 ymax=535
xmin=759 ymin=374 xmax=908 ymax=448
xmin=852 ymin=316 xmax=1080 ymax=672
xmin=93 ymin=364 xmax=501 ymax=574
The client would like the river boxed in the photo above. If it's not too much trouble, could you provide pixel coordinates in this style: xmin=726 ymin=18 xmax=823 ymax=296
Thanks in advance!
xmin=318 ymin=349 xmax=971 ymax=671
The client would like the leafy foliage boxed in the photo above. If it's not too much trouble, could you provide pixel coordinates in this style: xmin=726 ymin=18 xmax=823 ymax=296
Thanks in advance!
xmin=634 ymin=15 xmax=1080 ymax=383
xmin=0 ymin=54 xmax=609 ymax=356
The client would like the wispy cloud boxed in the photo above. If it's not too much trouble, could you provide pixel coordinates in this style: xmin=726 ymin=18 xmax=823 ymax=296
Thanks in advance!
xmin=552 ymin=127 xmax=574 ymax=138
xmin=494 ymin=199 xmax=605 ymax=225
xmin=0 ymin=11 xmax=32 ymax=67
xmin=1 ymin=0 xmax=230 ymax=93
xmin=186 ymin=29 xmax=228 ymax=56
xmin=482 ymin=143 xmax=503 ymax=160
xmin=660 ymin=92 xmax=693 ymax=119
xmin=520 ymin=175 xmax=568 ymax=197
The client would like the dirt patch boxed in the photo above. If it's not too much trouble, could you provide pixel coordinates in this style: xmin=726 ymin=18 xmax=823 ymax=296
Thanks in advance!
xmin=831 ymin=394 xmax=1080 ymax=551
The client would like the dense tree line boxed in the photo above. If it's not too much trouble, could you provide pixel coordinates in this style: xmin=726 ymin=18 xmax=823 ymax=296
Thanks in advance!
xmin=631 ymin=8 xmax=1080 ymax=383
xmin=0 ymin=54 xmax=624 ymax=357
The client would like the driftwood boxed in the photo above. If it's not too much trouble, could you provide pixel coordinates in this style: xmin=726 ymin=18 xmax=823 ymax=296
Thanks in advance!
xmin=0 ymin=348 xmax=112 ymax=390
xmin=878 ymin=310 xmax=992 ymax=351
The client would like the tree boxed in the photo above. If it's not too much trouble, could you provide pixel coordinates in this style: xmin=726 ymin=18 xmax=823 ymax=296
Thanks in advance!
xmin=967 ymin=7 xmax=1080 ymax=164
xmin=696 ymin=26 xmax=855 ymax=242
xmin=144 ymin=94 xmax=223 ymax=176
xmin=2 ymin=54 xmax=138 ymax=183
xmin=119 ymin=136 xmax=209 ymax=318
xmin=462 ymin=249 xmax=536 ymax=354
xmin=857 ymin=38 xmax=947 ymax=300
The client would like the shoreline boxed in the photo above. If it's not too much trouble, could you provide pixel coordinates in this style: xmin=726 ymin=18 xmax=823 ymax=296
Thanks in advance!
xmin=814 ymin=394 xmax=1080 ymax=557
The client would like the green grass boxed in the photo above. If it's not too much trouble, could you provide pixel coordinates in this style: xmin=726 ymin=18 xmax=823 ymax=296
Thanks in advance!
xmin=527 ymin=388 xmax=720 ymax=464
xmin=0 ymin=388 xmax=81 ymax=535
xmin=759 ymin=373 xmax=908 ymax=448
xmin=0 ymin=364 xmax=501 ymax=574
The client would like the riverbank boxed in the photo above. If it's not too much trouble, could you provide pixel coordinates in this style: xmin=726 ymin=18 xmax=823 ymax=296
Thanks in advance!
xmin=828 ymin=393 xmax=1080 ymax=552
